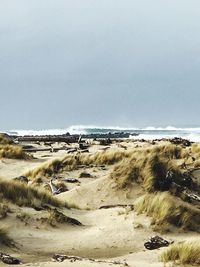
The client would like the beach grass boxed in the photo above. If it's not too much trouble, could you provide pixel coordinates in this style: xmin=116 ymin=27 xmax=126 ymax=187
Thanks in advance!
xmin=110 ymin=144 xmax=186 ymax=191
xmin=134 ymin=192 xmax=200 ymax=231
xmin=161 ymin=240 xmax=200 ymax=265
xmin=0 ymin=133 xmax=13 ymax=145
xmin=0 ymin=178 xmax=64 ymax=208
xmin=0 ymin=227 xmax=10 ymax=245
xmin=24 ymin=148 xmax=133 ymax=179
xmin=0 ymin=144 xmax=28 ymax=159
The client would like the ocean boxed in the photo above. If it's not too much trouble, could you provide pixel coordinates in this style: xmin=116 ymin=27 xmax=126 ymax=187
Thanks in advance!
xmin=4 ymin=125 xmax=200 ymax=142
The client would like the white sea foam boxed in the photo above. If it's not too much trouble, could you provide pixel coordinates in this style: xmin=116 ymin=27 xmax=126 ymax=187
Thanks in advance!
xmin=4 ymin=125 xmax=200 ymax=142
xmin=130 ymin=133 xmax=200 ymax=142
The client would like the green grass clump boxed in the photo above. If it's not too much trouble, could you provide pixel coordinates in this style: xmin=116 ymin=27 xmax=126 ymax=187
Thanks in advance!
xmin=0 ymin=178 xmax=64 ymax=208
xmin=134 ymin=192 xmax=200 ymax=231
xmin=161 ymin=240 xmax=200 ymax=265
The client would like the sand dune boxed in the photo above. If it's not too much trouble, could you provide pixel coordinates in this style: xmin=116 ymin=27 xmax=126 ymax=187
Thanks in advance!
xmin=0 ymin=139 xmax=199 ymax=266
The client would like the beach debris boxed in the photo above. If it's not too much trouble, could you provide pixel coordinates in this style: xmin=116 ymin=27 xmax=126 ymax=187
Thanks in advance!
xmin=170 ymin=182 xmax=200 ymax=205
xmin=78 ymin=135 xmax=82 ymax=144
xmin=160 ymin=169 xmax=200 ymax=205
xmin=48 ymin=178 xmax=63 ymax=195
xmin=13 ymin=176 xmax=28 ymax=183
xmin=99 ymin=146 xmax=110 ymax=151
xmin=50 ymin=209 xmax=82 ymax=226
xmin=170 ymin=137 xmax=191 ymax=147
xmin=79 ymin=143 xmax=89 ymax=150
xmin=144 ymin=236 xmax=171 ymax=250
xmin=158 ymin=170 xmax=195 ymax=192
xmin=62 ymin=178 xmax=79 ymax=183
xmin=99 ymin=138 xmax=112 ymax=146
xmin=67 ymin=148 xmax=78 ymax=154
xmin=80 ymin=149 xmax=89 ymax=153
xmin=79 ymin=172 xmax=92 ymax=178
xmin=118 ymin=144 xmax=127 ymax=150
xmin=99 ymin=204 xmax=134 ymax=209
xmin=0 ymin=253 xmax=21 ymax=265
xmin=52 ymin=254 xmax=126 ymax=265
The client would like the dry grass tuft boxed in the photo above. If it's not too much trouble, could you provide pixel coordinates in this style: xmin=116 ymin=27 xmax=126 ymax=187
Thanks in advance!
xmin=134 ymin=192 xmax=200 ymax=231
xmin=0 ymin=133 xmax=29 ymax=159
xmin=110 ymin=144 xmax=185 ymax=191
xmin=0 ymin=203 xmax=9 ymax=219
xmin=161 ymin=240 xmax=200 ymax=265
xmin=0 ymin=144 xmax=28 ymax=159
xmin=0 ymin=227 xmax=11 ymax=245
xmin=0 ymin=133 xmax=13 ymax=145
xmin=0 ymin=178 xmax=64 ymax=208
xmin=24 ymin=149 xmax=133 ymax=179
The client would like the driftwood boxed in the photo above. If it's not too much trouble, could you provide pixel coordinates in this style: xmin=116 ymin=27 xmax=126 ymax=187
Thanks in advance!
xmin=23 ymin=146 xmax=74 ymax=153
xmin=15 ymin=135 xmax=79 ymax=143
xmin=163 ymin=169 xmax=200 ymax=206
xmin=170 ymin=182 xmax=200 ymax=205
xmin=12 ymin=132 xmax=135 ymax=144
xmin=48 ymin=178 xmax=63 ymax=195
xmin=99 ymin=204 xmax=134 ymax=209
xmin=52 ymin=254 xmax=127 ymax=265
xmin=62 ymin=178 xmax=79 ymax=183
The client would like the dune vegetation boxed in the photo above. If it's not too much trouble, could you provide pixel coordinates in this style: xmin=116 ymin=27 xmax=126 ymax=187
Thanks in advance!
xmin=21 ymin=142 xmax=200 ymax=233
xmin=134 ymin=192 xmax=200 ymax=231
xmin=161 ymin=240 xmax=200 ymax=265
xmin=0 ymin=227 xmax=10 ymax=246
xmin=0 ymin=178 xmax=64 ymax=208
xmin=0 ymin=133 xmax=28 ymax=159
xmin=0 ymin=144 xmax=28 ymax=159
xmin=110 ymin=144 xmax=190 ymax=190
xmin=0 ymin=133 xmax=13 ymax=145
xmin=24 ymin=148 xmax=133 ymax=179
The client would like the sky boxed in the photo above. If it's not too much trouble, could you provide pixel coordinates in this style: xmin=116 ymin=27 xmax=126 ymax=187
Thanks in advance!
xmin=0 ymin=0 xmax=200 ymax=130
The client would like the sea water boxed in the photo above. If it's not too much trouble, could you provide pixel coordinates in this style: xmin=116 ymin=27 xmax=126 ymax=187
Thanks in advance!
xmin=4 ymin=125 xmax=200 ymax=142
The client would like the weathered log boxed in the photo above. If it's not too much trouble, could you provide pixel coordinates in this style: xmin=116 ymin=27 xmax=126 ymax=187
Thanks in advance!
xmin=52 ymin=254 xmax=126 ymax=265
xmin=62 ymin=178 xmax=79 ymax=183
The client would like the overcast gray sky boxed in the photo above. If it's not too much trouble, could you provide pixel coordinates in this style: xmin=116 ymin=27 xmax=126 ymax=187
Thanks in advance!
xmin=0 ymin=0 xmax=200 ymax=130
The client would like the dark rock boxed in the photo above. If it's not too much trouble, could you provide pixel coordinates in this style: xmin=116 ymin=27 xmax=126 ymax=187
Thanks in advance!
xmin=99 ymin=139 xmax=112 ymax=146
xmin=170 ymin=137 xmax=191 ymax=147
xmin=79 ymin=172 xmax=92 ymax=178
xmin=144 ymin=236 xmax=171 ymax=250
xmin=79 ymin=143 xmax=89 ymax=150
xmin=181 ymin=172 xmax=193 ymax=188
xmin=63 ymin=178 xmax=79 ymax=183
xmin=0 ymin=253 xmax=21 ymax=265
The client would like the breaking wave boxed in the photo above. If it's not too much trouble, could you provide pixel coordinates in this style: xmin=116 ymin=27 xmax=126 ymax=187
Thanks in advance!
xmin=3 ymin=125 xmax=200 ymax=142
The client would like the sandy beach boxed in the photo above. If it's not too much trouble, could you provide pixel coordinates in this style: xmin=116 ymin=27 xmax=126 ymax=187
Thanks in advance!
xmin=0 ymin=135 xmax=199 ymax=266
